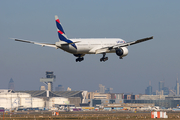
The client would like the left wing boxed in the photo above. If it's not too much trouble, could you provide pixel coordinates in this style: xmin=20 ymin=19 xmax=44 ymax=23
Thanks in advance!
xmin=14 ymin=39 xmax=57 ymax=48
xmin=95 ymin=36 xmax=153 ymax=54
xmin=14 ymin=38 xmax=81 ymax=47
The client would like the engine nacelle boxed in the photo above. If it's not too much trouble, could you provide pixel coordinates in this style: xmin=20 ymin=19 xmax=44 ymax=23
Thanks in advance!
xmin=116 ymin=47 xmax=128 ymax=57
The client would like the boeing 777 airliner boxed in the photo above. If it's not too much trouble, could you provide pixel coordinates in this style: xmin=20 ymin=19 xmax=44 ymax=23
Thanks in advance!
xmin=14 ymin=15 xmax=153 ymax=62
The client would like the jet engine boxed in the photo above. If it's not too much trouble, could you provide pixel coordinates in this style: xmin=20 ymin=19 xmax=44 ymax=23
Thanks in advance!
xmin=116 ymin=47 xmax=128 ymax=57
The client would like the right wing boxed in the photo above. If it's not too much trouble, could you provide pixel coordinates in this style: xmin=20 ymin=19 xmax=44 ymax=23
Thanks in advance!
xmin=14 ymin=39 xmax=57 ymax=48
xmin=94 ymin=36 xmax=153 ymax=54
xmin=111 ymin=36 xmax=153 ymax=49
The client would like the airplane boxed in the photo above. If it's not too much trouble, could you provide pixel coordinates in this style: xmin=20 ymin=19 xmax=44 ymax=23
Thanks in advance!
xmin=14 ymin=15 xmax=153 ymax=62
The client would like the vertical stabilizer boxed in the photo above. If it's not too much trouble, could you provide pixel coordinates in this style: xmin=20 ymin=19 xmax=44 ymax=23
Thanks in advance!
xmin=55 ymin=15 xmax=68 ymax=41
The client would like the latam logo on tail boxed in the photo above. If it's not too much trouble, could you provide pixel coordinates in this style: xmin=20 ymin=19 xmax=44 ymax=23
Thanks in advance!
xmin=14 ymin=15 xmax=153 ymax=62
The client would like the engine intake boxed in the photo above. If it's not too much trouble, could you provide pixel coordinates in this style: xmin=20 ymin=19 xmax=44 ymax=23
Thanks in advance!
xmin=116 ymin=47 xmax=128 ymax=57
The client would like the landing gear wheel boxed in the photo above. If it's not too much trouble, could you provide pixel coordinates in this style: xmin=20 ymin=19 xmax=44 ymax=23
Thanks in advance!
xmin=104 ymin=57 xmax=108 ymax=61
xmin=76 ymin=57 xmax=84 ymax=62
xmin=119 ymin=57 xmax=123 ymax=59
xmin=100 ymin=53 xmax=108 ymax=62
xmin=100 ymin=57 xmax=108 ymax=62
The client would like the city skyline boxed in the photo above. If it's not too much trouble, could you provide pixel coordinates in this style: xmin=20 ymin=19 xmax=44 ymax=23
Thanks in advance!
xmin=6 ymin=76 xmax=180 ymax=96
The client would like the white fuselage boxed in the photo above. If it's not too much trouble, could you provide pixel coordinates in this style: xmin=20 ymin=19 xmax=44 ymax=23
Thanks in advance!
xmin=56 ymin=38 xmax=126 ymax=54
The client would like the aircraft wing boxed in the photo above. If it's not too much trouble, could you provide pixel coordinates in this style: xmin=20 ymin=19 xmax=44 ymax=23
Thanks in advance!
xmin=14 ymin=39 xmax=57 ymax=48
xmin=95 ymin=36 xmax=153 ymax=54
xmin=111 ymin=36 xmax=153 ymax=49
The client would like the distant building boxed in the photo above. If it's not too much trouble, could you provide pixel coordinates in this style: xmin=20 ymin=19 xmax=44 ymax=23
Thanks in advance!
xmin=105 ymin=88 xmax=113 ymax=93
xmin=137 ymin=95 xmax=168 ymax=100
xmin=175 ymin=79 xmax=179 ymax=95
xmin=86 ymin=92 xmax=111 ymax=99
xmin=0 ymin=89 xmax=83 ymax=109
xmin=109 ymin=93 xmax=115 ymax=99
xmin=135 ymin=95 xmax=140 ymax=100
xmin=55 ymin=85 xmax=64 ymax=91
xmin=157 ymin=81 xmax=169 ymax=95
xmin=99 ymin=84 xmax=105 ymax=93
xmin=67 ymin=87 xmax=71 ymax=91
xmin=156 ymin=90 xmax=164 ymax=95
xmin=145 ymin=81 xmax=152 ymax=95
xmin=162 ymin=87 xmax=169 ymax=95
xmin=159 ymin=81 xmax=165 ymax=91
xmin=40 ymin=86 xmax=46 ymax=90
xmin=152 ymin=92 xmax=156 ymax=95
xmin=124 ymin=95 xmax=135 ymax=100
xmin=115 ymin=93 xmax=123 ymax=99
xmin=177 ymin=82 xmax=179 ymax=95
xmin=145 ymin=86 xmax=152 ymax=95
xmin=8 ymin=78 xmax=14 ymax=90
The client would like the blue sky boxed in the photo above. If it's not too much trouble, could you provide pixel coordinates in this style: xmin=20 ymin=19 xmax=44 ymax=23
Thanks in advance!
xmin=1 ymin=0 xmax=180 ymax=94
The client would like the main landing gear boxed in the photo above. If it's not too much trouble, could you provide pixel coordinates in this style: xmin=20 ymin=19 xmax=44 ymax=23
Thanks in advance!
xmin=100 ymin=53 xmax=108 ymax=62
xmin=76 ymin=57 xmax=84 ymax=62
xmin=73 ymin=54 xmax=85 ymax=62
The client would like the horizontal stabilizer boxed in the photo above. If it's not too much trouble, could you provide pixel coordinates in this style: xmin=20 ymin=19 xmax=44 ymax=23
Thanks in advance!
xmin=59 ymin=41 xmax=81 ymax=45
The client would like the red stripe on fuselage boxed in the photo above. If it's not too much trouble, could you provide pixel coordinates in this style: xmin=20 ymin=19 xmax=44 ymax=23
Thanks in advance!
xmin=58 ymin=30 xmax=63 ymax=34
xmin=56 ymin=19 xmax=60 ymax=23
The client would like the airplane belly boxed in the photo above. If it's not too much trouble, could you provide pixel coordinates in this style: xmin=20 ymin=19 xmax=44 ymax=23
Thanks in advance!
xmin=76 ymin=46 xmax=90 ymax=54
xmin=60 ymin=45 xmax=77 ymax=54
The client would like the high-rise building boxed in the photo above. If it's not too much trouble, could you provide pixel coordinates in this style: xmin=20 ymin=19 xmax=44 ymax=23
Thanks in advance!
xmin=159 ymin=81 xmax=165 ymax=91
xmin=145 ymin=86 xmax=152 ymax=95
xmin=99 ymin=84 xmax=105 ymax=93
xmin=162 ymin=87 xmax=169 ymax=95
xmin=145 ymin=81 xmax=152 ymax=95
xmin=55 ymin=85 xmax=64 ymax=91
xmin=175 ymin=78 xmax=179 ymax=95
xmin=8 ymin=78 xmax=14 ymax=90
xmin=177 ymin=83 xmax=179 ymax=95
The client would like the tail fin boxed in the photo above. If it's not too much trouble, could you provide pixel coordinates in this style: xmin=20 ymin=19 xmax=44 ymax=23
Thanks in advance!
xmin=55 ymin=15 xmax=68 ymax=41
